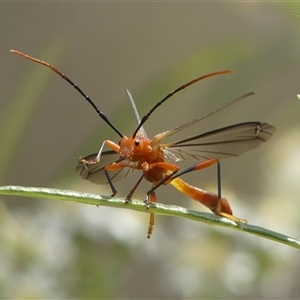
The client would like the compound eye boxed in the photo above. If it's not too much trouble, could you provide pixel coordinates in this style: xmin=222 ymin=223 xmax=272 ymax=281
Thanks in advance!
xmin=134 ymin=139 xmax=140 ymax=147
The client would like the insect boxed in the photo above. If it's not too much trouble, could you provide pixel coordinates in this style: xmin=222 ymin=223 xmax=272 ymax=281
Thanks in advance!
xmin=10 ymin=49 xmax=276 ymax=238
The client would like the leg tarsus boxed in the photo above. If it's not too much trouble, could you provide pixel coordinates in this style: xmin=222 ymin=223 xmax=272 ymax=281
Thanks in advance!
xmin=145 ymin=192 xmax=157 ymax=239
xmin=213 ymin=195 xmax=247 ymax=224
xmin=124 ymin=196 xmax=131 ymax=204
xmin=147 ymin=213 xmax=155 ymax=239
xmin=217 ymin=211 xmax=248 ymax=224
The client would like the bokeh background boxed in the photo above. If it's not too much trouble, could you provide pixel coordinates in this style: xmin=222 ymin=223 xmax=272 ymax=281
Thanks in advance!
xmin=1 ymin=2 xmax=300 ymax=299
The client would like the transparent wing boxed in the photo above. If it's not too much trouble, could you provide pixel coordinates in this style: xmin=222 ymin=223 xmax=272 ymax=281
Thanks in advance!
xmin=75 ymin=151 xmax=135 ymax=185
xmin=161 ymin=122 xmax=276 ymax=161
xmin=152 ymin=93 xmax=254 ymax=145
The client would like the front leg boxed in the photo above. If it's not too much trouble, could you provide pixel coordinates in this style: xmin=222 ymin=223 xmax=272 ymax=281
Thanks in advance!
xmin=146 ymin=191 xmax=157 ymax=239
xmin=79 ymin=140 xmax=120 ymax=165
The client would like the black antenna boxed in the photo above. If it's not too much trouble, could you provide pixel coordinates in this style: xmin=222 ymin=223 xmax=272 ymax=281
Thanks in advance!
xmin=10 ymin=50 xmax=123 ymax=138
xmin=132 ymin=70 xmax=234 ymax=137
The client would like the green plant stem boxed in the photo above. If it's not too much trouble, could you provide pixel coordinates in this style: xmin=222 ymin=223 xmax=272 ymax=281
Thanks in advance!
xmin=0 ymin=185 xmax=299 ymax=249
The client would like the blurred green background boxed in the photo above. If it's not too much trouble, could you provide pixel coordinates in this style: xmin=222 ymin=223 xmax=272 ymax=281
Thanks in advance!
xmin=1 ymin=2 xmax=300 ymax=299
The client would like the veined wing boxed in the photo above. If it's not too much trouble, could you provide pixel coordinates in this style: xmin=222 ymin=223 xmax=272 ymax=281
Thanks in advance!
xmin=161 ymin=122 xmax=276 ymax=161
xmin=152 ymin=93 xmax=254 ymax=145
xmin=75 ymin=151 xmax=135 ymax=184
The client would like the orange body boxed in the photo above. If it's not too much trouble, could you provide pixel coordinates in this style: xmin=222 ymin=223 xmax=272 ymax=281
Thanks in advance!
xmin=104 ymin=135 xmax=248 ymax=236
xmin=100 ymin=134 xmax=237 ymax=224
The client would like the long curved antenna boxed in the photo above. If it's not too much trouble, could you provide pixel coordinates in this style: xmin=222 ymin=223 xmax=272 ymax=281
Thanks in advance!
xmin=10 ymin=50 xmax=123 ymax=138
xmin=132 ymin=70 xmax=234 ymax=137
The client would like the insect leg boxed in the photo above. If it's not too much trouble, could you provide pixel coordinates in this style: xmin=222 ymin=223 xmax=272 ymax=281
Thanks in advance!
xmin=170 ymin=158 xmax=222 ymax=197
xmin=146 ymin=158 xmax=245 ymax=223
xmin=104 ymin=169 xmax=118 ymax=196
xmin=144 ymin=169 xmax=178 ymax=207
xmin=147 ymin=192 xmax=157 ymax=239
xmin=105 ymin=162 xmax=155 ymax=239
xmin=142 ymin=162 xmax=180 ymax=206
xmin=143 ymin=159 xmax=219 ymax=206
xmin=125 ymin=174 xmax=144 ymax=203
xmin=171 ymin=158 xmax=219 ymax=179
xmin=105 ymin=161 xmax=139 ymax=197
xmin=80 ymin=140 xmax=120 ymax=165
xmin=171 ymin=177 xmax=246 ymax=223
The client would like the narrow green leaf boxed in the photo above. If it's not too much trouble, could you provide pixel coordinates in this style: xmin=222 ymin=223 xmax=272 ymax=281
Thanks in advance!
xmin=0 ymin=185 xmax=299 ymax=249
